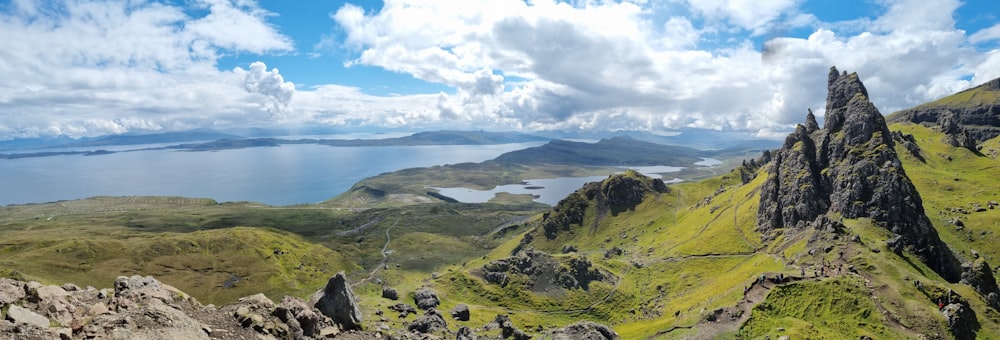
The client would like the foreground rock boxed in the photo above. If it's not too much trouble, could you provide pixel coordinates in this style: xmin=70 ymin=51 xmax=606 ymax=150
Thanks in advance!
xmin=548 ymin=321 xmax=619 ymax=340
xmin=312 ymin=272 xmax=364 ymax=330
xmin=0 ymin=275 xmax=380 ymax=340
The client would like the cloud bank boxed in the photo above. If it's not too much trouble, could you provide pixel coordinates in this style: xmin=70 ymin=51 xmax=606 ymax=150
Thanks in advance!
xmin=0 ymin=0 xmax=998 ymax=139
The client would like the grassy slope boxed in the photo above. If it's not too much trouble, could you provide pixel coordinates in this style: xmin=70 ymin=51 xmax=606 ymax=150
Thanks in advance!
xmin=408 ymin=123 xmax=1000 ymax=339
xmin=742 ymin=124 xmax=1000 ymax=339
xmin=0 ymin=197 xmax=541 ymax=306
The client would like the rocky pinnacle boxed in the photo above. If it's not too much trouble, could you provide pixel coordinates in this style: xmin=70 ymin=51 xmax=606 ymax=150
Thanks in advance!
xmin=758 ymin=66 xmax=962 ymax=282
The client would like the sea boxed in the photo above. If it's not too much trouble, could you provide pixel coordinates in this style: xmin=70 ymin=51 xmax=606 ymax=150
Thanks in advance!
xmin=0 ymin=141 xmax=545 ymax=206
xmin=0 ymin=136 xmax=717 ymax=207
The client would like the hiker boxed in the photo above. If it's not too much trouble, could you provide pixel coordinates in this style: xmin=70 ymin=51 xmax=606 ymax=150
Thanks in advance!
xmin=800 ymin=267 xmax=805 ymax=277
xmin=760 ymin=274 xmax=766 ymax=286
xmin=939 ymin=298 xmax=945 ymax=310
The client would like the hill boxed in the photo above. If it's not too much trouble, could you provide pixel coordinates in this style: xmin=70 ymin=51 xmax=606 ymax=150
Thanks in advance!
xmin=492 ymin=136 xmax=702 ymax=166
xmin=888 ymin=76 xmax=1000 ymax=143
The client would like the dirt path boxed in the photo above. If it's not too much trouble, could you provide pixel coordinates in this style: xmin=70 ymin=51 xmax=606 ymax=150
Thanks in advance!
xmin=649 ymin=272 xmax=809 ymax=339
xmin=351 ymin=219 xmax=398 ymax=288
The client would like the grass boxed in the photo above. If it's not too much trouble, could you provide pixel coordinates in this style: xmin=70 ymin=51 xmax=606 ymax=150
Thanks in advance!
xmin=890 ymin=123 xmax=1000 ymax=262
xmin=0 ymin=197 xmax=542 ymax=306
xmin=740 ymin=276 xmax=902 ymax=339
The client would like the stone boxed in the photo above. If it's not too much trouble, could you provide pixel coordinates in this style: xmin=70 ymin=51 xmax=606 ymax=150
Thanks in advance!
xmin=413 ymin=288 xmax=440 ymax=310
xmin=381 ymin=286 xmax=398 ymax=300
xmin=457 ymin=326 xmax=477 ymax=340
xmin=0 ymin=278 xmax=26 ymax=305
xmin=960 ymin=259 xmax=1000 ymax=308
xmin=450 ymin=303 xmax=470 ymax=321
xmin=550 ymin=321 xmax=618 ymax=340
xmin=274 ymin=295 xmax=327 ymax=337
xmin=407 ymin=308 xmax=447 ymax=334
xmin=388 ymin=303 xmax=417 ymax=318
xmin=33 ymin=285 xmax=69 ymax=302
xmin=319 ymin=326 xmax=339 ymax=337
xmin=5 ymin=304 xmax=51 ymax=329
xmin=313 ymin=272 xmax=363 ymax=330
xmin=88 ymin=302 xmax=111 ymax=316
xmin=238 ymin=293 xmax=276 ymax=310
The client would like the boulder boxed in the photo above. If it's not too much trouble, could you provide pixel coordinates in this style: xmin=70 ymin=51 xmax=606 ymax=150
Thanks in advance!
xmin=381 ymin=286 xmax=399 ymax=300
xmin=450 ymin=303 xmax=470 ymax=321
xmin=486 ymin=314 xmax=530 ymax=339
xmin=413 ymin=288 xmax=440 ymax=310
xmin=388 ymin=303 xmax=417 ymax=318
xmin=550 ymin=321 xmax=619 ymax=340
xmin=457 ymin=326 xmax=477 ymax=340
xmin=5 ymin=304 xmax=51 ymax=329
xmin=313 ymin=272 xmax=363 ymax=330
xmin=274 ymin=296 xmax=329 ymax=337
xmin=0 ymin=278 xmax=26 ymax=305
xmin=407 ymin=308 xmax=447 ymax=334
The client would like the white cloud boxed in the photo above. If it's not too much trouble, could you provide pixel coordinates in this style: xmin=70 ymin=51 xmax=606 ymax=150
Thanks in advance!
xmin=326 ymin=0 xmax=992 ymax=134
xmin=970 ymin=24 xmax=1000 ymax=44
xmin=0 ymin=0 xmax=294 ymax=139
xmin=1 ymin=0 xmax=997 ymax=139
xmin=684 ymin=0 xmax=801 ymax=34
xmin=234 ymin=61 xmax=296 ymax=119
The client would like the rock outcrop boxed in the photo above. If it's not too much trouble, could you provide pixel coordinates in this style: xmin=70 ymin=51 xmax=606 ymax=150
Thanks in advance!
xmin=758 ymin=67 xmax=962 ymax=282
xmin=312 ymin=272 xmax=363 ymax=330
xmin=888 ymin=76 xmax=1000 ymax=143
xmin=541 ymin=171 xmax=668 ymax=239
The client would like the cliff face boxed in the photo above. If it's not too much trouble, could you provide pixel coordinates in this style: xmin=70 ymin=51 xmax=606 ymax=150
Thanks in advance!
xmin=758 ymin=67 xmax=962 ymax=282
xmin=888 ymin=76 xmax=1000 ymax=143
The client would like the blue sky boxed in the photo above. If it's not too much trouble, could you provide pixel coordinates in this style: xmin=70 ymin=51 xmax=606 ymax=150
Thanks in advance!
xmin=1 ymin=0 xmax=999 ymax=139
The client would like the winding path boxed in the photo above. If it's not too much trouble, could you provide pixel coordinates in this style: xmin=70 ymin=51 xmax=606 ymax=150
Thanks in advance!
xmin=351 ymin=219 xmax=398 ymax=288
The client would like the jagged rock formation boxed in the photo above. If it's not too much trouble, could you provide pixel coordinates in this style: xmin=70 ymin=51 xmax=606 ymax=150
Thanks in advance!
xmin=758 ymin=67 xmax=962 ymax=282
xmin=312 ymin=272 xmax=363 ymax=330
xmin=889 ymin=76 xmax=1000 ymax=143
xmin=480 ymin=250 xmax=610 ymax=292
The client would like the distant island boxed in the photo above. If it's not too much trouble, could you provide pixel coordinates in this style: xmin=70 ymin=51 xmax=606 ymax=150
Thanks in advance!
xmin=0 ymin=130 xmax=549 ymax=159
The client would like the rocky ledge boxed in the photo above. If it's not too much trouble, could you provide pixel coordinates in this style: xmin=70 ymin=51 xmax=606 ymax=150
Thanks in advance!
xmin=0 ymin=273 xmax=619 ymax=339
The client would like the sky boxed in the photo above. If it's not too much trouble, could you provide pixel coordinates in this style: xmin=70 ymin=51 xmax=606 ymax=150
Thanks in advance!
xmin=1 ymin=0 xmax=999 ymax=140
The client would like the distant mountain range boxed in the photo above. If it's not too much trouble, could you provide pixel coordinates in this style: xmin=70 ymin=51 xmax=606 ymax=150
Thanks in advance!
xmin=0 ymin=130 xmax=550 ymax=159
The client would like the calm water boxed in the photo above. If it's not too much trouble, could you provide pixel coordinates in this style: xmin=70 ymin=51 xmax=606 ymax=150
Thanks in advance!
xmin=0 ymin=142 xmax=544 ymax=206
xmin=433 ymin=166 xmax=687 ymax=205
